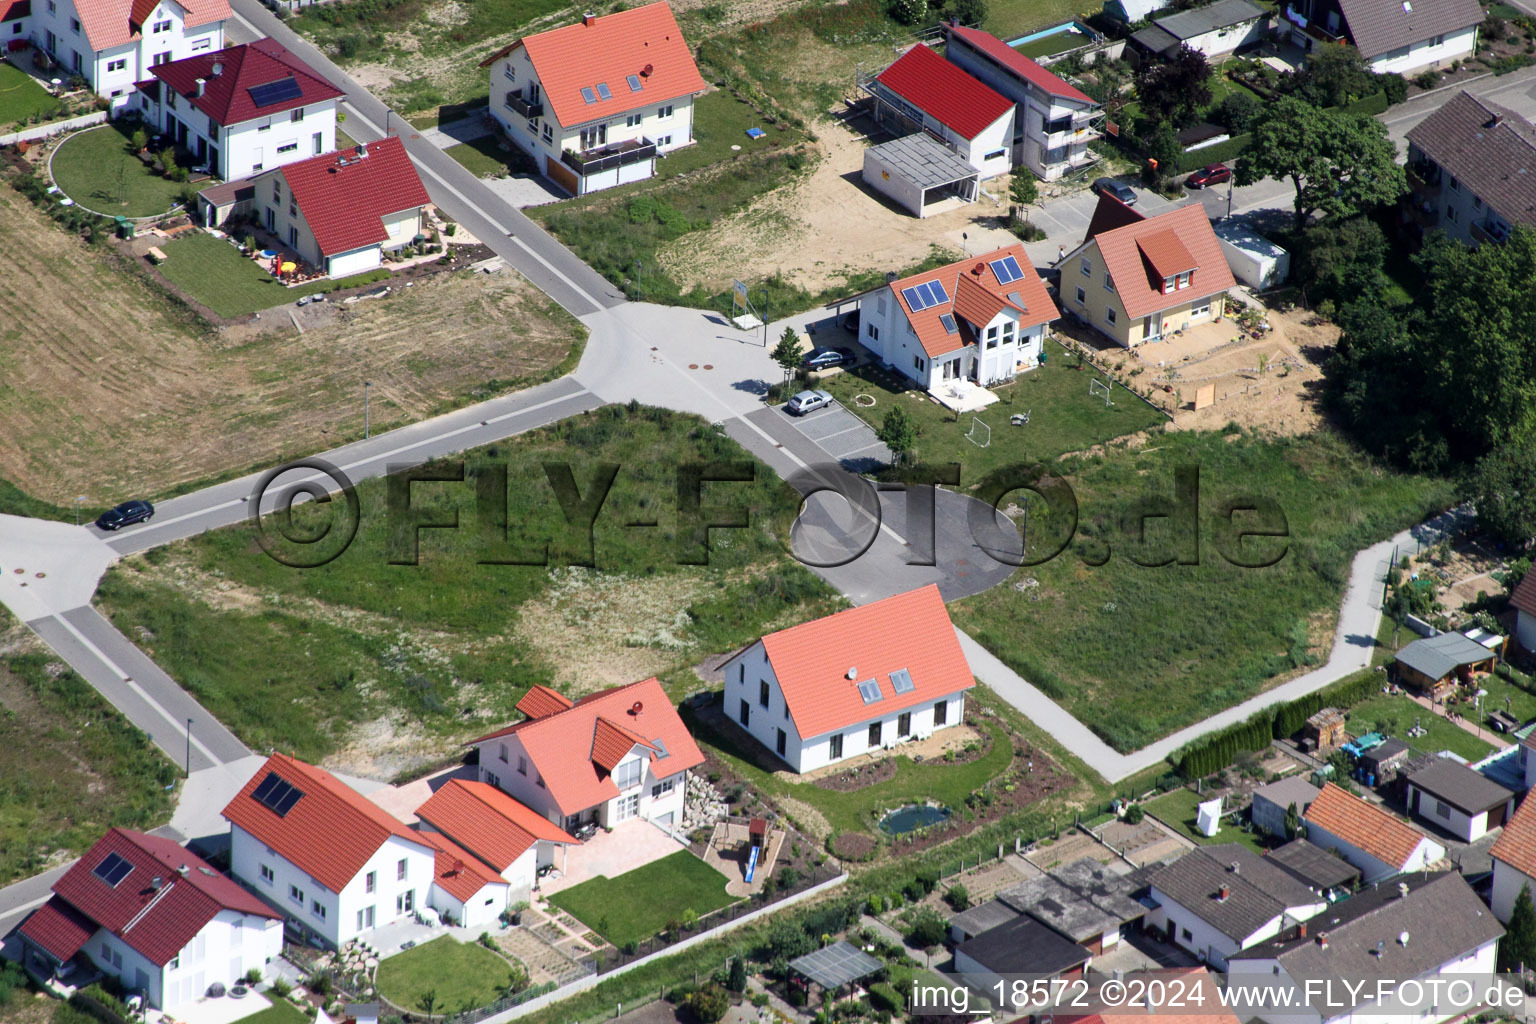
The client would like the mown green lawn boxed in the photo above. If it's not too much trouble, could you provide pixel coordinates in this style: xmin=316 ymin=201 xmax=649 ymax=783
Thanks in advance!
xmin=0 ymin=62 xmax=61 ymax=127
xmin=155 ymin=232 xmax=391 ymax=318
xmin=445 ymin=136 xmax=515 ymax=178
xmin=1345 ymin=695 xmax=1496 ymax=762
xmin=50 ymin=124 xmax=194 ymax=217
xmin=549 ymin=851 xmax=737 ymax=946
xmin=985 ymin=0 xmax=1093 ymax=39
xmin=239 ymin=1002 xmax=312 ymax=1024
xmin=949 ymin=430 xmax=1457 ymax=753
xmin=376 ymin=936 xmax=519 ymax=1015
xmin=1144 ymin=787 xmax=1270 ymax=853
xmin=819 ymin=336 xmax=1166 ymax=482
xmin=1011 ymin=28 xmax=1088 ymax=59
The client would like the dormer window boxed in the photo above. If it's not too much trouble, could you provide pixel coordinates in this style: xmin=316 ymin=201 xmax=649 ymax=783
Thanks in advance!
xmin=1163 ymin=273 xmax=1190 ymax=294
xmin=1178 ymin=271 xmax=1191 ymax=289
xmin=153 ymin=18 xmax=172 ymax=32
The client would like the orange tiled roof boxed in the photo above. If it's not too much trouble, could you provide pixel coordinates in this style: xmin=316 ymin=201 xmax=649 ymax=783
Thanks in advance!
xmin=415 ymin=828 xmax=508 ymax=903
xmin=1089 ymin=203 xmax=1234 ymax=320
xmin=417 ymin=779 xmax=576 ymax=872
xmin=758 ymin=584 xmax=974 ymax=739
xmin=478 ymin=2 xmax=705 ymax=129
xmin=471 ymin=678 xmax=704 ymax=817
xmin=591 ymin=716 xmax=655 ymax=773
xmin=886 ymin=244 xmax=1057 ymax=358
xmin=1492 ymin=791 xmax=1536 ymax=880
xmin=77 ymin=0 xmax=229 ymax=53
xmin=1304 ymin=782 xmax=1430 ymax=871
xmin=517 ymin=684 xmax=574 ymax=719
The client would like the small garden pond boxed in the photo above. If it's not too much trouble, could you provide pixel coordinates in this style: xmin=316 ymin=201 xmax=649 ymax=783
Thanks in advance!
xmin=878 ymin=803 xmax=950 ymax=835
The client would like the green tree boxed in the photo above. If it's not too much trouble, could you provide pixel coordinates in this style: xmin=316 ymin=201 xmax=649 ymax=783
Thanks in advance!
xmin=1501 ymin=886 xmax=1536 ymax=973
xmin=1325 ymin=296 xmax=1442 ymax=468
xmin=1010 ymin=172 xmax=1039 ymax=208
xmin=688 ymin=984 xmax=731 ymax=1023
xmin=1471 ymin=441 xmax=1536 ymax=549
xmin=1236 ymin=97 xmax=1405 ymax=230
xmin=1283 ymin=45 xmax=1374 ymax=107
xmin=1133 ymin=45 xmax=1211 ymax=126
xmin=1283 ymin=800 xmax=1303 ymax=840
xmin=1141 ymin=121 xmax=1181 ymax=187
xmin=942 ymin=0 xmax=988 ymax=25
xmin=905 ymin=908 xmax=947 ymax=948
xmin=771 ymin=326 xmax=802 ymax=377
xmin=1214 ymin=91 xmax=1261 ymax=132
xmin=727 ymin=956 xmax=748 ymax=993
xmin=417 ymin=989 xmax=440 ymax=1022
xmin=878 ymin=405 xmax=918 ymax=463
xmin=1294 ymin=215 xmax=1388 ymax=306
xmin=889 ymin=0 xmax=928 ymax=24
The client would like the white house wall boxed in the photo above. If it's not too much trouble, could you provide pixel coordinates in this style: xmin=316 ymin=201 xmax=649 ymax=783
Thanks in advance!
xmin=230 ymin=825 xmax=434 ymax=948
xmin=475 ymin=736 xmax=688 ymax=830
xmin=85 ymin=907 xmax=281 ymax=1010
xmin=857 ymin=289 xmax=936 ymax=386
xmin=1408 ymin=784 xmax=1497 ymax=842
xmin=428 ymin=879 xmax=508 ymax=930
xmin=1178 ymin=18 xmax=1267 ymax=58
xmin=1365 ymin=25 xmax=1477 ymax=75
xmin=1303 ymin=825 xmax=1443 ymax=883
xmin=1491 ymin=859 xmax=1534 ymax=922
xmin=36 ymin=0 xmax=223 ymax=100
xmin=1146 ymin=889 xmax=1325 ymax=968
xmin=142 ymin=92 xmax=337 ymax=179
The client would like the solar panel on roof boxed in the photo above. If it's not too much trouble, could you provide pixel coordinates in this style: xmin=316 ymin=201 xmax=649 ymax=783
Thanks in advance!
xmin=581 ymin=87 xmax=597 ymax=104
xmin=627 ymin=74 xmax=643 ymax=92
xmin=248 ymin=77 xmax=303 ymax=108
xmin=93 ymin=852 xmax=133 ymax=887
xmin=901 ymin=285 xmax=929 ymax=312
xmin=250 ymin=772 xmax=282 ymax=804
xmin=924 ymin=279 xmax=949 ymax=305
xmin=857 ymin=678 xmax=883 ymax=704
xmin=252 ymin=771 xmax=305 ymax=817
xmin=989 ymin=254 xmax=1024 ymax=284
xmin=596 ymin=82 xmax=613 ymax=100
xmin=890 ymin=668 xmax=915 ymax=694
xmin=939 ymin=313 xmax=957 ymax=334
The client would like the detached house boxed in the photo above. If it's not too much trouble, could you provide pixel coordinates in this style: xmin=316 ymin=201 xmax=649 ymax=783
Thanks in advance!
xmin=136 ymin=39 xmax=343 ymax=180
xmin=1302 ymin=783 xmax=1445 ymax=882
xmin=1130 ymin=0 xmax=1270 ymax=61
xmin=416 ymin=778 xmax=576 ymax=906
xmin=1283 ymin=0 xmax=1480 ymax=75
xmin=479 ymin=1 xmax=705 ymax=197
xmin=471 ymin=676 xmax=704 ymax=834
xmin=721 ymin=584 xmax=975 ymax=774
xmin=943 ymin=25 xmax=1100 ymax=181
xmin=1063 ymin=196 xmax=1235 ymax=348
xmin=1512 ymin=571 xmax=1536 ymax=653
xmin=870 ymin=43 xmax=1015 ymax=180
xmin=16 ymin=828 xmax=282 ymax=1010
xmin=248 ymin=136 xmax=430 ymax=278
xmin=856 ymin=244 xmax=1058 ymax=390
xmin=1490 ymin=789 xmax=1536 ymax=921
xmin=1406 ymin=91 xmax=1536 ymax=248
xmin=224 ymin=753 xmax=438 ymax=948
xmin=7 ymin=0 xmax=226 ymax=105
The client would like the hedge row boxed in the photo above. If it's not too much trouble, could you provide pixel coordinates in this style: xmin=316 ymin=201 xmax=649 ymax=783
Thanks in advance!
xmin=1173 ymin=668 xmax=1380 ymax=777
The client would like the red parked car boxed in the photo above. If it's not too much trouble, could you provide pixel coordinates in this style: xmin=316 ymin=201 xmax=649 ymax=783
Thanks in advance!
xmin=1185 ymin=163 xmax=1233 ymax=189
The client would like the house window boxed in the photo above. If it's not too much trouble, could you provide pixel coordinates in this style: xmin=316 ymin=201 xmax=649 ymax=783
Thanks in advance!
xmin=485 ymin=771 xmax=500 ymax=788
xmin=69 ymin=16 xmax=79 ymax=31
xmin=277 ymin=142 xmax=297 ymax=154
xmin=1080 ymin=257 xmax=1091 ymax=276
xmin=518 ymin=754 xmax=527 ymax=775
xmin=536 ymin=774 xmax=546 ymax=788
xmin=1449 ymin=175 xmax=1460 ymax=192
xmin=1163 ymin=276 xmax=1176 ymax=294
xmin=738 ymin=664 xmax=745 ymax=683
xmin=657 ymin=104 xmax=673 ymax=118
xmin=167 ymin=91 xmax=177 ymax=109
xmin=287 ymin=226 xmax=297 ymax=247
xmin=1446 ymin=205 xmax=1458 ymax=223
xmin=542 ymin=123 xmax=553 ymax=143
xmin=1075 ymin=286 xmax=1086 ymax=304
xmin=868 ymin=721 xmax=882 ymax=746
xmin=397 ymin=858 xmax=408 ymax=881
xmin=739 ymin=699 xmax=750 ymax=726
xmin=191 ymin=37 xmax=211 ymax=51
xmin=898 ymin=712 xmax=912 ymax=736
xmin=1474 ymin=195 xmax=1483 ymax=209
xmin=526 ymin=118 xmax=538 ymax=134
xmin=46 ymin=0 xmax=54 ymax=11
xmin=1430 ymin=33 xmax=1444 ymax=45
xmin=259 ymin=864 xmax=274 ymax=884
xmin=1177 ymin=271 xmax=1190 ymax=289
xmin=651 ymin=779 xmax=674 ymax=798
xmin=1435 ymin=799 xmax=1451 ymax=819
xmin=655 ymin=134 xmax=672 ymax=147
xmin=1107 ymin=308 xmax=1117 ymax=325
xmin=168 ymin=955 xmax=179 ymax=970
xmin=829 ymin=733 xmax=843 ymax=759
xmin=776 ymin=728 xmax=787 ymax=755
xmin=614 ymin=758 xmax=643 ymax=790
xmin=11 ymin=22 xmax=19 ymax=33
xmin=365 ymin=871 xmax=375 ymax=893
xmin=291 ymin=107 xmax=304 ymax=122
xmin=504 ymin=65 xmax=516 ymax=82
xmin=100 ymin=943 xmax=110 ymax=961
xmin=913 ymin=355 xmax=923 ymax=371
xmin=357 ymin=906 xmax=375 ymax=930
xmin=311 ymin=899 xmax=327 ymax=920
xmin=759 ymin=680 xmax=770 ymax=708
xmin=396 ymin=890 xmax=414 ymax=915
xmin=626 ymin=113 xmax=641 ymax=128
xmin=289 ymin=884 xmax=304 ymax=905
xmin=257 ymin=121 xmax=269 ymax=132
xmin=1191 ymin=301 xmax=1212 ymax=319
xmin=579 ymin=124 xmax=607 ymax=149
xmin=984 ymin=148 xmax=1006 ymax=161
xmin=867 ymin=324 xmax=879 ymax=340
xmin=1181 ymin=926 xmax=1193 ymax=942
xmin=934 ymin=700 xmax=948 ymax=725
xmin=153 ymin=18 xmax=171 ymax=31
xmin=498 ymin=743 xmax=509 ymax=762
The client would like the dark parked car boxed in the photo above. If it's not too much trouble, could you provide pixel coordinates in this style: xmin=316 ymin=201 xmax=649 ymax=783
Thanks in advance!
xmin=785 ymin=389 xmax=834 ymax=415
xmin=1185 ymin=163 xmax=1232 ymax=189
xmin=802 ymin=346 xmax=856 ymax=370
xmin=95 ymin=500 xmax=155 ymax=531
xmin=1091 ymin=178 xmax=1137 ymax=206
xmin=840 ymin=309 xmax=860 ymax=332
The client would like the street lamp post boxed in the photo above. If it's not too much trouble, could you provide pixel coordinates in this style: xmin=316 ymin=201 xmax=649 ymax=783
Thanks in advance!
xmin=76 ymin=496 xmax=86 ymax=526
xmin=185 ymin=718 xmax=192 ymax=778
xmin=365 ymin=381 xmax=372 ymax=439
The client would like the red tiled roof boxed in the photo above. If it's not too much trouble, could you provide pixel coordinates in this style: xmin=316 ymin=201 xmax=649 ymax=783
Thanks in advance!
xmin=1090 ymin=203 xmax=1235 ymax=319
xmin=75 ymin=0 xmax=229 ymax=53
xmin=876 ymin=43 xmax=1013 ymax=141
xmin=1083 ymin=191 xmax=1146 ymax=243
xmin=1492 ymin=791 xmax=1536 ymax=880
xmin=223 ymin=753 xmax=430 ymax=894
xmin=758 ymin=584 xmax=975 ymax=739
xmin=945 ymin=24 xmax=1095 ymax=105
xmin=1511 ymin=571 xmax=1536 ymax=619
xmin=274 ymin=136 xmax=429 ymax=258
xmin=591 ymin=716 xmax=655 ymax=773
xmin=472 ymin=678 xmax=705 ymax=817
xmin=1304 ymin=783 xmax=1431 ymax=871
xmin=416 ymin=779 xmax=576 ymax=872
xmin=0 ymin=0 xmax=30 ymax=22
xmin=18 ymin=897 xmax=96 ymax=962
xmin=147 ymin=39 xmax=343 ymax=127
xmin=886 ymin=243 xmax=1058 ymax=358
xmin=414 ymin=829 xmax=508 ymax=904
xmin=42 ymin=829 xmax=277 ymax=968
xmin=1136 ymin=227 xmax=1198 ymax=279
xmin=517 ymin=684 xmax=574 ymax=719
xmin=479 ymin=2 xmax=705 ymax=129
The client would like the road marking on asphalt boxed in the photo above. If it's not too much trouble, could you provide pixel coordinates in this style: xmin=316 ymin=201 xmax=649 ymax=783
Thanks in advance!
xmin=125 ymin=387 xmax=594 ymax=535
xmin=48 ymin=612 xmax=223 ymax=767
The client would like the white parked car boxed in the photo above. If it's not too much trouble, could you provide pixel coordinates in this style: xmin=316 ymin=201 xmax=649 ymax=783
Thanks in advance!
xmin=786 ymin=389 xmax=833 ymax=415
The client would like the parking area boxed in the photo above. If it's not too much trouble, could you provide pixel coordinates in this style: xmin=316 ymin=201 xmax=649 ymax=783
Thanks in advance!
xmin=780 ymin=400 xmax=891 ymax=471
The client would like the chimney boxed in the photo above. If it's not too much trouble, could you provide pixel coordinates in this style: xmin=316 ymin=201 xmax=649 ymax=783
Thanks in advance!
xmin=194 ymin=77 xmax=206 ymax=97
xmin=356 ymin=143 xmax=369 ymax=159
xmin=642 ymin=63 xmax=653 ymax=76
xmin=177 ymin=864 xmax=189 ymax=876
xmin=1230 ymin=860 xmax=1240 ymax=874
xmin=1398 ymin=882 xmax=1409 ymax=899
xmin=1487 ymin=114 xmax=1504 ymax=129
xmin=211 ymin=61 xmax=223 ymax=77
xmin=884 ymin=271 xmax=897 ymax=283
xmin=1297 ymin=921 xmax=1307 ymax=939
xmin=582 ymin=10 xmax=596 ymax=25
xmin=1217 ymin=885 xmax=1230 ymax=902
xmin=1317 ymin=932 xmax=1329 ymax=950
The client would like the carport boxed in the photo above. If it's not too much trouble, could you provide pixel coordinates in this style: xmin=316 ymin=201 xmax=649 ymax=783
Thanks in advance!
xmin=862 ymin=134 xmax=980 ymax=218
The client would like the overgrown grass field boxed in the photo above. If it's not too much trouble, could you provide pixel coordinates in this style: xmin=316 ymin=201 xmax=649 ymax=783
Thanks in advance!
xmin=548 ymin=851 xmax=738 ymax=946
xmin=949 ymin=429 xmax=1456 ymax=752
xmin=95 ymin=405 xmax=839 ymax=764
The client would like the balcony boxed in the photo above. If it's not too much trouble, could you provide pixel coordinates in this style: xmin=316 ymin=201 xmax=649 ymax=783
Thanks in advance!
xmin=561 ymin=136 xmax=656 ymax=175
xmin=1284 ymin=6 xmax=1345 ymax=43
xmin=1471 ymin=219 xmax=1509 ymax=245
xmin=504 ymin=91 xmax=543 ymax=119
xmin=1406 ymin=162 xmax=1441 ymax=193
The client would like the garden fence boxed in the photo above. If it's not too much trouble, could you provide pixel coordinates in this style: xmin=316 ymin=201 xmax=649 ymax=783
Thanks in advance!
xmin=445 ymin=980 xmax=567 ymax=1024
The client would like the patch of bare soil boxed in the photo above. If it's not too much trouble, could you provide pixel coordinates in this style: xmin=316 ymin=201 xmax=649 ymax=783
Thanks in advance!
xmin=656 ymin=113 xmax=1023 ymax=293
xmin=0 ymin=178 xmax=582 ymax=503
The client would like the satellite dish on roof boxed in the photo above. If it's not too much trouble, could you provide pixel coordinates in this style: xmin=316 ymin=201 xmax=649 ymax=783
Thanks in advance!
xmin=846 ymin=667 xmax=857 ymax=680
xmin=642 ymin=63 xmax=654 ymax=76
xmin=630 ymin=701 xmax=643 ymax=715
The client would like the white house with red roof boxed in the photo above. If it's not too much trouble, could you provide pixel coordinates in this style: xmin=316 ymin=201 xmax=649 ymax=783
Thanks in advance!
xmin=1490 ymin=788 xmax=1536 ymax=920
xmin=1062 ymin=195 xmax=1236 ymax=347
xmin=134 ymin=38 xmax=343 ymax=180
xmin=242 ymin=136 xmax=430 ymax=278
xmin=720 ymin=585 xmax=975 ymax=774
xmin=6 ymin=0 xmax=226 ymax=106
xmin=412 ymin=830 xmax=511 ymax=931
xmin=943 ymin=25 xmax=1101 ymax=181
xmin=223 ymin=753 xmax=441 ymax=947
xmin=416 ymin=778 xmax=577 ymax=905
xmin=856 ymin=244 xmax=1058 ymax=390
xmin=478 ymin=2 xmax=705 ymax=197
xmin=15 ymin=828 xmax=282 ymax=1010
xmin=869 ymin=43 xmax=1014 ymax=179
xmin=470 ymin=676 xmax=704 ymax=834
xmin=1302 ymin=783 xmax=1445 ymax=883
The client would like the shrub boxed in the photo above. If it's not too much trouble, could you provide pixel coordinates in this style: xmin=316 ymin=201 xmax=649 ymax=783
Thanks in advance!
xmin=688 ymin=984 xmax=731 ymax=1023
xmin=945 ymin=884 xmax=971 ymax=911
xmin=915 ymin=866 xmax=940 ymax=895
xmin=888 ymin=0 xmax=926 ymax=23
xmin=727 ymin=956 xmax=748 ymax=993
xmin=243 ymin=968 xmax=262 ymax=985
xmin=1414 ymin=69 xmax=1439 ymax=89
xmin=865 ymin=894 xmax=885 ymax=915
xmin=270 ymin=979 xmax=293 ymax=999
xmin=1378 ymin=72 xmax=1408 ymax=105
xmin=1123 ymin=803 xmax=1145 ymax=824
xmin=905 ymin=908 xmax=947 ymax=948
xmin=1214 ymin=91 xmax=1261 ymax=132
xmin=478 ymin=932 xmax=496 ymax=950
xmin=868 ymin=983 xmax=903 ymax=1014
